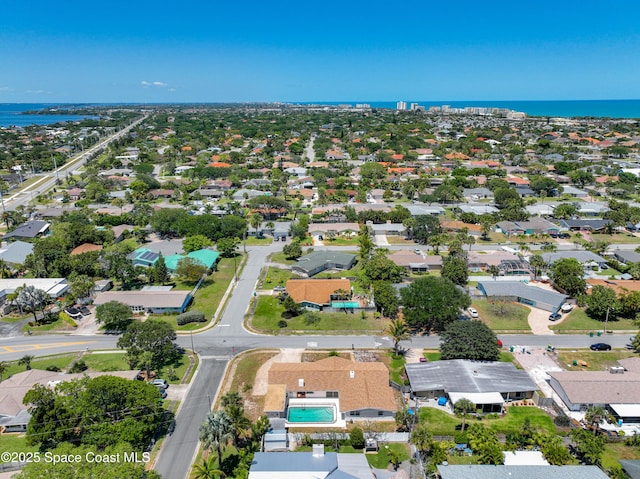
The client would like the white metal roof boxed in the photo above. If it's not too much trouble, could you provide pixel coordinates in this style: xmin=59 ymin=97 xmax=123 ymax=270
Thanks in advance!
xmin=610 ymin=403 xmax=640 ymax=417
xmin=448 ymin=392 xmax=504 ymax=405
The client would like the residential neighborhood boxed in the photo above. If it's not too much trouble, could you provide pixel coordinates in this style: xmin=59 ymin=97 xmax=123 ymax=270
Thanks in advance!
xmin=0 ymin=104 xmax=639 ymax=479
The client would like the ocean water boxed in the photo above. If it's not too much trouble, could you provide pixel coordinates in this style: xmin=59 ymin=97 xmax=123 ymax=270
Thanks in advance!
xmin=2 ymin=100 xmax=640 ymax=127
xmin=302 ymin=99 xmax=640 ymax=119
xmin=0 ymin=104 xmax=99 ymax=128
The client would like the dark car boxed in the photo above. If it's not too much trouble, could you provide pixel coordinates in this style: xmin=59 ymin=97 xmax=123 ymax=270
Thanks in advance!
xmin=549 ymin=312 xmax=562 ymax=321
xmin=79 ymin=306 xmax=91 ymax=316
xmin=590 ymin=343 xmax=612 ymax=351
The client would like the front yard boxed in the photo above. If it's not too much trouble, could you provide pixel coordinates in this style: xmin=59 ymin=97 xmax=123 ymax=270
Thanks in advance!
xmin=250 ymin=296 xmax=388 ymax=334
xmin=555 ymin=350 xmax=637 ymax=371
xmin=549 ymin=308 xmax=637 ymax=333
xmin=472 ymin=300 xmax=531 ymax=332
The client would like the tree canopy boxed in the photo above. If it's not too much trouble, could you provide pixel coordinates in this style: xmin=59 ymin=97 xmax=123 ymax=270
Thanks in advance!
xmin=399 ymin=276 xmax=470 ymax=332
xmin=550 ymin=257 xmax=586 ymax=297
xmin=95 ymin=301 xmax=132 ymax=331
xmin=117 ymin=319 xmax=180 ymax=374
xmin=440 ymin=320 xmax=500 ymax=361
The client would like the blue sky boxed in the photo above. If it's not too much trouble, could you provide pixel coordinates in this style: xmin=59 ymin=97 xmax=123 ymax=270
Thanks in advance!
xmin=2 ymin=0 xmax=640 ymax=103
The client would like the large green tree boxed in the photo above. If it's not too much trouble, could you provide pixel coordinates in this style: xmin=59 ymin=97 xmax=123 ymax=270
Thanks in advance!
xmin=585 ymin=285 xmax=620 ymax=321
xmin=399 ymin=276 xmax=471 ymax=332
xmin=440 ymin=320 xmax=500 ymax=361
xmin=362 ymin=251 xmax=404 ymax=285
xmin=441 ymin=256 xmax=468 ymax=286
xmin=373 ymin=280 xmax=399 ymax=318
xmin=183 ymin=234 xmax=213 ymax=253
xmin=176 ymin=257 xmax=208 ymax=282
xmin=550 ymin=257 xmax=586 ymax=297
xmin=95 ymin=301 xmax=132 ymax=331
xmin=117 ymin=319 xmax=179 ymax=374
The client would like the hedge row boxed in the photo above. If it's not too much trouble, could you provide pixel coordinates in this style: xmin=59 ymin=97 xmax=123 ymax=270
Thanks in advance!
xmin=177 ymin=311 xmax=206 ymax=325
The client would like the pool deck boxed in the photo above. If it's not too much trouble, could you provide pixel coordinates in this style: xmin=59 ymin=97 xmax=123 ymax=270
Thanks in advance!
xmin=285 ymin=397 xmax=347 ymax=429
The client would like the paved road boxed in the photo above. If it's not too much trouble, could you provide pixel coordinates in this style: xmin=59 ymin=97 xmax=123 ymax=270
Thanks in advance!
xmin=3 ymin=116 xmax=147 ymax=212
xmin=1 ymin=241 xmax=636 ymax=479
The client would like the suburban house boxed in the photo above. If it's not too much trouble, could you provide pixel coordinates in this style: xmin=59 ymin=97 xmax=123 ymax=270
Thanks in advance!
xmin=496 ymin=218 xmax=559 ymax=236
xmin=70 ymin=243 xmax=103 ymax=256
xmin=559 ymin=219 xmax=612 ymax=232
xmin=540 ymin=251 xmax=608 ymax=270
xmin=111 ymin=224 xmax=135 ymax=243
xmin=0 ymin=278 xmax=69 ymax=307
xmin=476 ymin=281 xmax=568 ymax=312
xmin=388 ymin=250 xmax=443 ymax=272
xmin=164 ymin=249 xmax=219 ymax=272
xmin=0 ymin=240 xmax=33 ymax=267
xmin=370 ymin=223 xmax=407 ymax=237
xmin=613 ymin=250 xmax=640 ymax=265
xmin=457 ymin=204 xmax=499 ymax=215
xmin=308 ymin=223 xmax=359 ymax=239
xmin=266 ymin=356 xmax=397 ymax=422
xmin=127 ymin=247 xmax=160 ymax=267
xmin=405 ymin=204 xmax=445 ymax=216
xmin=285 ymin=278 xmax=351 ymax=310
xmin=586 ymin=278 xmax=640 ymax=295
xmin=93 ymin=288 xmax=192 ymax=314
xmin=405 ymin=360 xmax=538 ymax=413
xmin=3 ymin=220 xmax=50 ymax=241
xmin=292 ymin=251 xmax=357 ymax=277
xmin=0 ymin=370 xmax=140 ymax=433
xmin=249 ymin=445 xmax=375 ymax=479
xmin=437 ymin=465 xmax=609 ymax=479
xmin=548 ymin=357 xmax=640 ymax=424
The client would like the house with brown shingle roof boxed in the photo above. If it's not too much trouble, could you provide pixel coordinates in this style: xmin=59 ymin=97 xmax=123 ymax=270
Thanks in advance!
xmin=267 ymin=356 xmax=398 ymax=420
xmin=285 ymin=278 xmax=351 ymax=309
xmin=70 ymin=243 xmax=103 ymax=256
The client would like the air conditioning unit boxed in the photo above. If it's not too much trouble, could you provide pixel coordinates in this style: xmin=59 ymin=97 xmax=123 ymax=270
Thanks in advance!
xmin=609 ymin=366 xmax=625 ymax=374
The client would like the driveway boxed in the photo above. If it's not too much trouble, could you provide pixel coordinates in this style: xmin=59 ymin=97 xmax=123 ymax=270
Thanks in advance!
xmin=526 ymin=306 xmax=555 ymax=335
xmin=0 ymin=317 xmax=30 ymax=337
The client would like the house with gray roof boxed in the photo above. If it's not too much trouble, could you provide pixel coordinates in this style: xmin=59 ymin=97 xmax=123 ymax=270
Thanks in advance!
xmin=462 ymin=187 xmax=493 ymax=200
xmin=292 ymin=251 xmax=357 ymax=277
xmin=477 ymin=281 xmax=567 ymax=312
xmin=249 ymin=445 xmax=374 ymax=479
xmin=614 ymin=250 xmax=640 ymax=265
xmin=458 ymin=204 xmax=499 ymax=215
xmin=0 ymin=241 xmax=33 ymax=266
xmin=3 ymin=220 xmax=50 ymax=241
xmin=405 ymin=204 xmax=445 ymax=216
xmin=541 ymin=251 xmax=608 ymax=269
xmin=437 ymin=465 xmax=608 ymax=479
xmin=405 ymin=360 xmax=537 ymax=412
xmin=497 ymin=218 xmax=559 ymax=236
xmin=560 ymin=219 xmax=612 ymax=231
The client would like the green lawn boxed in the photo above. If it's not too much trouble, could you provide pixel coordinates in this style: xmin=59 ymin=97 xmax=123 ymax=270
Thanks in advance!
xmin=251 ymin=296 xmax=388 ymax=334
xmin=419 ymin=406 xmax=556 ymax=438
xmin=386 ymin=236 xmax=414 ymax=245
xmin=556 ymin=350 xmax=637 ymax=371
xmin=151 ymin=256 xmax=237 ymax=330
xmin=365 ymin=443 xmax=411 ymax=469
xmin=591 ymin=233 xmax=640 ymax=244
xmin=3 ymin=354 xmax=77 ymax=379
xmin=601 ymin=442 xmax=640 ymax=470
xmin=0 ymin=435 xmax=38 ymax=463
xmin=550 ymin=308 xmax=637 ymax=333
xmin=323 ymin=237 xmax=360 ymax=246
xmin=262 ymin=266 xmax=295 ymax=289
xmin=245 ymin=236 xmax=273 ymax=246
xmin=472 ymin=300 xmax=531 ymax=332
xmin=82 ymin=352 xmax=129 ymax=372
xmin=593 ymin=267 xmax=621 ymax=277
xmin=386 ymin=352 xmax=406 ymax=385
xmin=269 ymin=251 xmax=297 ymax=265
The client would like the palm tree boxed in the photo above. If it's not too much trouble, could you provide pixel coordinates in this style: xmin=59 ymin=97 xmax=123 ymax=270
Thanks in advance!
xmin=585 ymin=405 xmax=607 ymax=436
xmin=200 ymin=410 xmax=233 ymax=465
xmin=0 ymin=259 xmax=11 ymax=279
xmin=192 ymin=455 xmax=226 ymax=479
xmin=19 ymin=355 xmax=34 ymax=371
xmin=454 ymin=398 xmax=475 ymax=432
xmin=385 ymin=317 xmax=410 ymax=356
xmin=529 ymin=254 xmax=546 ymax=280
xmin=410 ymin=423 xmax=432 ymax=460
xmin=249 ymin=213 xmax=263 ymax=237
xmin=488 ymin=265 xmax=500 ymax=280
xmin=0 ymin=361 xmax=8 ymax=383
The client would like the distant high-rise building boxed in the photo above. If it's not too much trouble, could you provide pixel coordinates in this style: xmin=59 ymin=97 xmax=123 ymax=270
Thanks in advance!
xmin=410 ymin=102 xmax=420 ymax=111
xmin=396 ymin=101 xmax=407 ymax=111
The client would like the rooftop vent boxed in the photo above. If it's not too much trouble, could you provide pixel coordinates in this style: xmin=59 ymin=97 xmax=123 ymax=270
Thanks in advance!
xmin=349 ymin=370 xmax=355 ymax=379
xmin=298 ymin=378 xmax=305 ymax=387
xmin=312 ymin=444 xmax=325 ymax=457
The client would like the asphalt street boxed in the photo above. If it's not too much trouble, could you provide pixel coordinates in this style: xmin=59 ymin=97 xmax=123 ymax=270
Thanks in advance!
xmin=0 ymin=241 xmax=635 ymax=479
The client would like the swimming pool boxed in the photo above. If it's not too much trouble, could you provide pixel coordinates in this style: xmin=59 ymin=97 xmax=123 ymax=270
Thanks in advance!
xmin=287 ymin=405 xmax=336 ymax=423
xmin=331 ymin=301 xmax=360 ymax=308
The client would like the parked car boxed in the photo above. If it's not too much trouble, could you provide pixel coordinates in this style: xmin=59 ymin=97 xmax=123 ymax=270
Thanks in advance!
xmin=79 ymin=306 xmax=91 ymax=316
xmin=150 ymin=379 xmax=168 ymax=389
xmin=414 ymin=249 xmax=422 ymax=255
xmin=273 ymin=286 xmax=286 ymax=292
xmin=467 ymin=307 xmax=479 ymax=319
xmin=590 ymin=343 xmax=612 ymax=351
xmin=158 ymin=389 xmax=167 ymax=399
xmin=549 ymin=312 xmax=562 ymax=321
xmin=560 ymin=303 xmax=573 ymax=313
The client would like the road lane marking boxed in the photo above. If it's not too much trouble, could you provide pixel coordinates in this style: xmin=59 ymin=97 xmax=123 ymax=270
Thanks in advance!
xmin=0 ymin=341 xmax=97 ymax=355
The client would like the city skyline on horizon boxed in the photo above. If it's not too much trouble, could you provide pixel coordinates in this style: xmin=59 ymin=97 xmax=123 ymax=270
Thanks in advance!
xmin=2 ymin=0 xmax=640 ymax=104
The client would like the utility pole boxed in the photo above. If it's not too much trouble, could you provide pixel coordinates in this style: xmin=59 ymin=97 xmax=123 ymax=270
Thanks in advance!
xmin=190 ymin=329 xmax=195 ymax=353
xmin=604 ymin=306 xmax=609 ymax=335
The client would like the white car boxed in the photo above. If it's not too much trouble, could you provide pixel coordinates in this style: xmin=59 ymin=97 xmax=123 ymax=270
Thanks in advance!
xmin=467 ymin=307 xmax=479 ymax=319
xmin=560 ymin=303 xmax=573 ymax=313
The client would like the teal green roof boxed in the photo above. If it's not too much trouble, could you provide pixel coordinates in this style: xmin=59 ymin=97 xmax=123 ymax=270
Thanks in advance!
xmin=165 ymin=249 xmax=219 ymax=272
xmin=187 ymin=249 xmax=219 ymax=269
xmin=164 ymin=254 xmax=184 ymax=272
